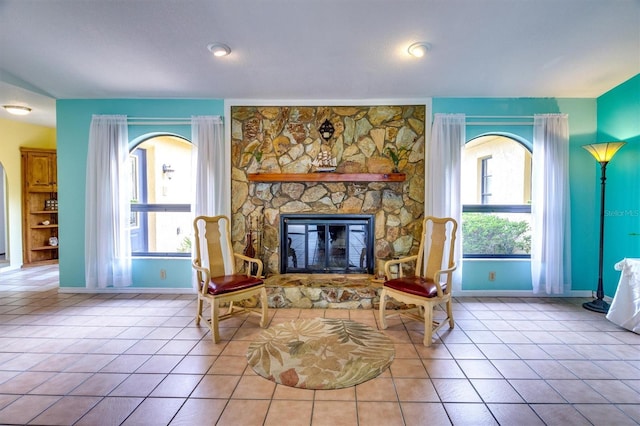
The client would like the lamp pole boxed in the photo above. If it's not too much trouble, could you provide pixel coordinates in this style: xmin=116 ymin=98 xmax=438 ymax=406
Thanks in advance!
xmin=581 ymin=142 xmax=625 ymax=314
xmin=583 ymin=161 xmax=609 ymax=313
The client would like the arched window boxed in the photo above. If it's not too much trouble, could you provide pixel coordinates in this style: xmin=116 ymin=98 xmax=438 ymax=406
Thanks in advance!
xmin=128 ymin=135 xmax=193 ymax=257
xmin=461 ymin=135 xmax=532 ymax=258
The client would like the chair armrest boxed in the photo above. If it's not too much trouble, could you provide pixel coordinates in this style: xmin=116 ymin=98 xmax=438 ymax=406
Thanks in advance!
xmin=234 ymin=253 xmax=264 ymax=277
xmin=431 ymin=264 xmax=457 ymax=296
xmin=192 ymin=260 xmax=211 ymax=294
xmin=384 ymin=255 xmax=418 ymax=279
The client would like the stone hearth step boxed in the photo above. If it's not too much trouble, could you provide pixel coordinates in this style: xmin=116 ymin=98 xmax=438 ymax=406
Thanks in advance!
xmin=264 ymin=273 xmax=388 ymax=309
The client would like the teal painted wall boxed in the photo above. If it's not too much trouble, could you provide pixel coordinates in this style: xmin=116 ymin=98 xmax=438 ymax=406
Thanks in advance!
xmin=432 ymin=97 xmax=597 ymax=293
xmin=596 ymin=74 xmax=640 ymax=297
xmin=462 ymin=260 xmax=532 ymax=291
xmin=56 ymin=99 xmax=223 ymax=289
xmin=54 ymin=85 xmax=637 ymax=295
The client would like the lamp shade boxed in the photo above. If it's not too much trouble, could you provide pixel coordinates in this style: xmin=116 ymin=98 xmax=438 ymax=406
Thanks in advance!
xmin=582 ymin=142 xmax=626 ymax=163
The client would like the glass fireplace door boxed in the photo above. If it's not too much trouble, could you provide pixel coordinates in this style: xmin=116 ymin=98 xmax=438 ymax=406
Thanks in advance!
xmin=307 ymin=224 xmax=348 ymax=271
xmin=280 ymin=214 xmax=374 ymax=274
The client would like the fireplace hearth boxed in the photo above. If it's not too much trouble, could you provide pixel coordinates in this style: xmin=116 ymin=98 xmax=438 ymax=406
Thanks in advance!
xmin=280 ymin=214 xmax=374 ymax=274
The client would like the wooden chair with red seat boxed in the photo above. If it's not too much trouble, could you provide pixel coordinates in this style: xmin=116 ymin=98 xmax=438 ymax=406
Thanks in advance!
xmin=378 ymin=216 xmax=458 ymax=346
xmin=192 ymin=215 xmax=268 ymax=343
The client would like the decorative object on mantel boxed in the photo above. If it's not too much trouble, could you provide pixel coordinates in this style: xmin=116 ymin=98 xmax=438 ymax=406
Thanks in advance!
xmin=243 ymin=145 xmax=264 ymax=164
xmin=582 ymin=141 xmax=626 ymax=314
xmin=311 ymin=149 xmax=337 ymax=172
xmin=247 ymin=317 xmax=395 ymax=389
xmin=384 ymin=146 xmax=410 ymax=173
xmin=318 ymin=119 xmax=335 ymax=141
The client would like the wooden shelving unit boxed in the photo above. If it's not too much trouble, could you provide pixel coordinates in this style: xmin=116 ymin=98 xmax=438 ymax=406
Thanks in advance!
xmin=248 ymin=172 xmax=406 ymax=183
xmin=21 ymin=148 xmax=59 ymax=267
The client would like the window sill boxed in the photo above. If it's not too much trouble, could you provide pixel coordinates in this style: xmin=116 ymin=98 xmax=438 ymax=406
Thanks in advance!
xmin=131 ymin=255 xmax=191 ymax=260
xmin=463 ymin=257 xmax=531 ymax=261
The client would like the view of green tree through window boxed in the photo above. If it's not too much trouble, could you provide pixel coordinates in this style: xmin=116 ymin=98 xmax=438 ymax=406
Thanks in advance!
xmin=461 ymin=135 xmax=532 ymax=258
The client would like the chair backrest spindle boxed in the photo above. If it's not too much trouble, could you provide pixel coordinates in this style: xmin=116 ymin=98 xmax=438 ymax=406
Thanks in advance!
xmin=204 ymin=219 xmax=227 ymax=277
xmin=425 ymin=222 xmax=446 ymax=280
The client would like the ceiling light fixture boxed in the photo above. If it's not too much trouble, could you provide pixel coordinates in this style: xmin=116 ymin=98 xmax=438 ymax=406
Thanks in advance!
xmin=207 ymin=43 xmax=231 ymax=57
xmin=407 ymin=42 xmax=431 ymax=58
xmin=3 ymin=105 xmax=32 ymax=115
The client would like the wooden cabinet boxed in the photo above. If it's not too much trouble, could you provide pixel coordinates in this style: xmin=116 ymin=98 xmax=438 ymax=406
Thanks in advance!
xmin=23 ymin=149 xmax=57 ymax=192
xmin=21 ymin=148 xmax=59 ymax=266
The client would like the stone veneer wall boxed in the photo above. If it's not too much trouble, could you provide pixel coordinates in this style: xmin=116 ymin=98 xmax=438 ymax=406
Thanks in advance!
xmin=230 ymin=105 xmax=425 ymax=276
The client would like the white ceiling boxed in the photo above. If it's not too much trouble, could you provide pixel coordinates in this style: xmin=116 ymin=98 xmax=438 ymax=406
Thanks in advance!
xmin=1 ymin=0 xmax=638 ymax=128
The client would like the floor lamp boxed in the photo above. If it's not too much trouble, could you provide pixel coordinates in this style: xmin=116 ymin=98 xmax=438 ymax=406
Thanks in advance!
xmin=582 ymin=141 xmax=625 ymax=313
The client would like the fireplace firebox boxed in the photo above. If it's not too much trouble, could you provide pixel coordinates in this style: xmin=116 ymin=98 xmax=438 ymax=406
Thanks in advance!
xmin=280 ymin=214 xmax=374 ymax=274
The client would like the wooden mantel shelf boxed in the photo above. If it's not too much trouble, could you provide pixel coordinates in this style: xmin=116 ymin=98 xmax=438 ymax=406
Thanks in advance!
xmin=248 ymin=172 xmax=406 ymax=183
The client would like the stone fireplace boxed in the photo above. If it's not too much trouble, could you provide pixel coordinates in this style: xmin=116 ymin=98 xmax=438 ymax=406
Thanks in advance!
xmin=280 ymin=214 xmax=374 ymax=274
xmin=230 ymin=104 xmax=426 ymax=277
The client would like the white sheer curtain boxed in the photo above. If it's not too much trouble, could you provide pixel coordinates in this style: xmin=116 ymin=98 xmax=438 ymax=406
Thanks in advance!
xmin=426 ymin=113 xmax=465 ymax=291
xmin=85 ymin=115 xmax=132 ymax=288
xmin=531 ymin=114 xmax=571 ymax=295
xmin=191 ymin=116 xmax=227 ymax=217
xmin=191 ymin=116 xmax=230 ymax=287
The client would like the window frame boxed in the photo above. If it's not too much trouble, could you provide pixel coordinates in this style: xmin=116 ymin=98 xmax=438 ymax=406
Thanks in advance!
xmin=462 ymin=135 xmax=532 ymax=260
xmin=462 ymin=204 xmax=532 ymax=259
xmin=129 ymin=203 xmax=192 ymax=257
xmin=480 ymin=156 xmax=492 ymax=204
xmin=128 ymin=135 xmax=194 ymax=258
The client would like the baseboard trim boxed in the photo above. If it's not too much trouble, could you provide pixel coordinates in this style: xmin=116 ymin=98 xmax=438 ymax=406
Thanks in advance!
xmin=57 ymin=286 xmax=602 ymax=302
xmin=58 ymin=287 xmax=195 ymax=294
xmin=455 ymin=289 xmax=602 ymax=299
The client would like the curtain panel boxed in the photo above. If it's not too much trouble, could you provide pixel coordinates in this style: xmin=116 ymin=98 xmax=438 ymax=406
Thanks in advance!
xmin=426 ymin=113 xmax=466 ymax=292
xmin=531 ymin=114 xmax=572 ymax=295
xmin=84 ymin=115 xmax=132 ymax=288
xmin=191 ymin=116 xmax=230 ymax=289
xmin=191 ymin=116 xmax=226 ymax=218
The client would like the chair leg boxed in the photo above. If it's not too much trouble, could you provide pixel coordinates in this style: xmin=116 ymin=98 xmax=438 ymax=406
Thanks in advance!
xmin=378 ymin=289 xmax=388 ymax=329
xmin=211 ymin=299 xmax=221 ymax=343
xmin=259 ymin=288 xmax=268 ymax=328
xmin=423 ymin=303 xmax=434 ymax=347
xmin=195 ymin=296 xmax=203 ymax=325
xmin=446 ymin=299 xmax=455 ymax=329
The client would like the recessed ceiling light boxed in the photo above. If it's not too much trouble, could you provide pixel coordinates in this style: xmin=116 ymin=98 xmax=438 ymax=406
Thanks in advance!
xmin=407 ymin=42 xmax=431 ymax=58
xmin=3 ymin=105 xmax=32 ymax=115
xmin=207 ymin=43 xmax=231 ymax=57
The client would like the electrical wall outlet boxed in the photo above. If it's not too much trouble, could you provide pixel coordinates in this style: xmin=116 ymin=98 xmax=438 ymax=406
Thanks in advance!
xmin=488 ymin=271 xmax=496 ymax=281
xmin=160 ymin=269 xmax=167 ymax=280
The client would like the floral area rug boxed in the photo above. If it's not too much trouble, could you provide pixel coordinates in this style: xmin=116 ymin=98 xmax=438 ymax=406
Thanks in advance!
xmin=246 ymin=317 xmax=395 ymax=389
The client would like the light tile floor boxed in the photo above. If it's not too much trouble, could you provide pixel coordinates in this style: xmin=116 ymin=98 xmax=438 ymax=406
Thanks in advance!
xmin=0 ymin=265 xmax=639 ymax=425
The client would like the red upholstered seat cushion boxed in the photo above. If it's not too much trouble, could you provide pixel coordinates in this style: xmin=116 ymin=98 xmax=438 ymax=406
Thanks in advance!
xmin=384 ymin=276 xmax=446 ymax=299
xmin=205 ymin=275 xmax=264 ymax=295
